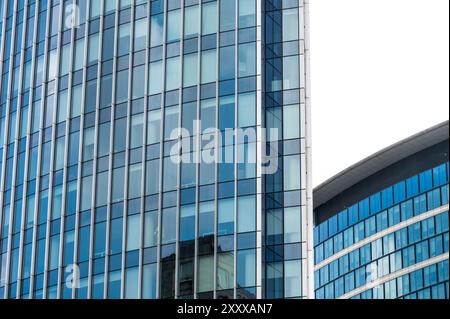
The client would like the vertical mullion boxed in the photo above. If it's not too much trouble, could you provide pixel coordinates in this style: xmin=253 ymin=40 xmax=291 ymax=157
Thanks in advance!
xmin=303 ymin=0 xmax=314 ymax=299
xmin=155 ymin=0 xmax=168 ymax=300
xmin=34 ymin=0 xmax=53 ymax=300
xmin=27 ymin=0 xmax=45 ymax=300
xmin=174 ymin=0 xmax=185 ymax=300
xmin=54 ymin=0 xmax=71 ymax=300
xmin=138 ymin=0 xmax=151 ymax=300
xmin=213 ymin=0 xmax=220 ymax=300
xmin=255 ymin=0 xmax=263 ymax=300
xmin=233 ymin=0 xmax=239 ymax=300
xmin=193 ymin=0 xmax=202 ymax=300
xmin=0 ymin=0 xmax=8 ymax=248
xmin=121 ymin=0 xmax=136 ymax=300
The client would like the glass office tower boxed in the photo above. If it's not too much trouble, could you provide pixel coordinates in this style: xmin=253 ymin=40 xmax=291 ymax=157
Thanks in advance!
xmin=314 ymin=121 xmax=449 ymax=299
xmin=0 ymin=0 xmax=312 ymax=299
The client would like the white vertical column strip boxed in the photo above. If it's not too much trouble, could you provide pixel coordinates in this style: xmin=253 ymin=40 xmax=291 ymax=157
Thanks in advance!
xmin=255 ymin=0 xmax=263 ymax=300
xmin=213 ymin=0 xmax=220 ymax=300
xmin=303 ymin=0 xmax=314 ymax=299
xmin=233 ymin=0 xmax=239 ymax=300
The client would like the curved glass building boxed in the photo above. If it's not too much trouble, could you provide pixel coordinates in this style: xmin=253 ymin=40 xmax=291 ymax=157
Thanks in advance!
xmin=313 ymin=121 xmax=449 ymax=299
xmin=0 ymin=0 xmax=313 ymax=299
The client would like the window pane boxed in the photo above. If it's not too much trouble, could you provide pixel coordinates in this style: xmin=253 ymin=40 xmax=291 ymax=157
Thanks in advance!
xmin=184 ymin=5 xmax=199 ymax=37
xmin=199 ymin=201 xmax=215 ymax=237
xmin=239 ymin=0 xmax=256 ymax=28
xmin=144 ymin=211 xmax=158 ymax=247
xmin=151 ymin=14 xmax=164 ymax=47
xmin=201 ymin=98 xmax=216 ymax=131
xmin=167 ymin=10 xmax=181 ymax=42
xmin=146 ymin=159 xmax=160 ymax=195
xmin=163 ymin=157 xmax=177 ymax=191
xmin=180 ymin=204 xmax=195 ymax=242
xmin=96 ymin=172 xmax=108 ymax=207
xmin=202 ymin=2 xmax=217 ymax=35
xmin=283 ymin=56 xmax=299 ymax=89
xmin=284 ymin=155 xmax=300 ymax=191
xmin=166 ymin=57 xmax=180 ymax=91
xmin=142 ymin=264 xmax=157 ymax=299
xmin=283 ymin=8 xmax=299 ymax=42
xmin=238 ymin=42 xmax=256 ymax=77
xmin=219 ymin=95 xmax=235 ymax=130
xmin=74 ymin=39 xmax=85 ymax=71
xmin=147 ymin=109 xmax=161 ymax=144
xmin=128 ymin=163 xmax=142 ymax=199
xmin=134 ymin=18 xmax=147 ymax=51
xmin=220 ymin=46 xmax=235 ymax=80
xmin=238 ymin=196 xmax=256 ymax=233
xmin=162 ymin=208 xmax=177 ymax=244
xmin=81 ymin=129 xmax=94 ymax=164
xmin=183 ymin=53 xmax=198 ymax=87
xmin=98 ymin=123 xmax=111 ymax=157
xmin=125 ymin=267 xmax=139 ymax=299
xmin=220 ymin=0 xmax=235 ymax=31
xmin=285 ymin=260 xmax=302 ymax=297
xmin=60 ymin=45 xmax=71 ymax=75
xmin=149 ymin=61 xmax=162 ymax=95
xmin=218 ymin=198 xmax=234 ymax=236
xmin=112 ymin=167 xmax=125 ymax=202
xmin=116 ymin=70 xmax=129 ymax=103
xmin=201 ymin=50 xmax=216 ymax=84
xmin=132 ymin=65 xmax=145 ymax=99
xmin=127 ymin=215 xmax=141 ymax=251
xmin=237 ymin=249 xmax=256 ymax=288
xmin=71 ymin=85 xmax=82 ymax=117
xmin=285 ymin=207 xmax=301 ymax=243
xmin=118 ymin=24 xmax=131 ymax=56
xmin=81 ymin=176 xmax=92 ymax=211
xmin=217 ymin=253 xmax=234 ymax=290
xmin=238 ymin=92 xmax=256 ymax=128
xmin=283 ymin=104 xmax=300 ymax=139
xmin=130 ymin=114 xmax=144 ymax=149
xmin=114 ymin=118 xmax=127 ymax=152
xmin=198 ymin=255 xmax=214 ymax=292
xmin=109 ymin=218 xmax=123 ymax=254
xmin=182 ymin=102 xmax=197 ymax=134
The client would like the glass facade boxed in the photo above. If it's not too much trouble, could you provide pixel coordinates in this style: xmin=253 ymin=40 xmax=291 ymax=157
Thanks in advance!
xmin=314 ymin=161 xmax=450 ymax=299
xmin=0 ymin=0 xmax=312 ymax=299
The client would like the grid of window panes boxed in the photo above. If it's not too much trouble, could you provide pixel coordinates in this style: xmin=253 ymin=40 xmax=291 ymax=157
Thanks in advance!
xmin=351 ymin=259 xmax=449 ymax=299
xmin=263 ymin=0 xmax=308 ymax=299
xmin=313 ymin=162 xmax=450 ymax=299
xmin=0 ymin=0 xmax=313 ymax=300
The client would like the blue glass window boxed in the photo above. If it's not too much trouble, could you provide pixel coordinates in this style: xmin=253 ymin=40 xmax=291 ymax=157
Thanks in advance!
xmin=419 ymin=169 xmax=433 ymax=193
xmin=180 ymin=205 xmax=195 ymax=242
xmin=199 ymin=201 xmax=215 ymax=238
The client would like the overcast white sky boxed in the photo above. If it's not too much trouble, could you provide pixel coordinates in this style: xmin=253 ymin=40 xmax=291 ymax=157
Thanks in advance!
xmin=309 ymin=0 xmax=450 ymax=187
